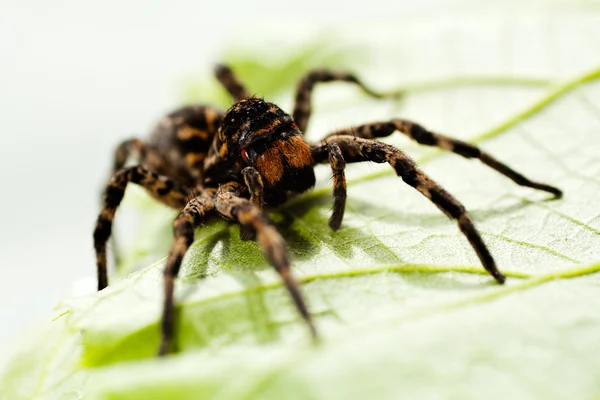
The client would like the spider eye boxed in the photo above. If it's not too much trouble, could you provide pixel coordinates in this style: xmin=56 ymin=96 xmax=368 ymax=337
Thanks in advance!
xmin=241 ymin=148 xmax=250 ymax=163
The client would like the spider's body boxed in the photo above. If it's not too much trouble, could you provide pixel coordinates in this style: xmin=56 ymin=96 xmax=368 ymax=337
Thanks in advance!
xmin=94 ymin=65 xmax=562 ymax=356
xmin=144 ymin=98 xmax=316 ymax=206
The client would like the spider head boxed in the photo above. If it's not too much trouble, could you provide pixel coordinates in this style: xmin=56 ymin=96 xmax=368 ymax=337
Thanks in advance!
xmin=221 ymin=98 xmax=316 ymax=204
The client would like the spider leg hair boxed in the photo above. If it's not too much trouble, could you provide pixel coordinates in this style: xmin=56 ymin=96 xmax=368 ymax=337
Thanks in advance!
xmin=320 ymin=136 xmax=506 ymax=284
xmin=215 ymin=182 xmax=317 ymax=338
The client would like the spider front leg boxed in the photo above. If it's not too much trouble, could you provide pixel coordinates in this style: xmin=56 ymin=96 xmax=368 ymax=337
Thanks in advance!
xmin=293 ymin=70 xmax=392 ymax=132
xmin=319 ymin=136 xmax=506 ymax=284
xmin=94 ymin=166 xmax=190 ymax=290
xmin=324 ymin=120 xmax=562 ymax=197
xmin=159 ymin=190 xmax=216 ymax=356
xmin=310 ymin=143 xmax=347 ymax=230
xmin=215 ymin=182 xmax=317 ymax=338
xmin=214 ymin=64 xmax=250 ymax=102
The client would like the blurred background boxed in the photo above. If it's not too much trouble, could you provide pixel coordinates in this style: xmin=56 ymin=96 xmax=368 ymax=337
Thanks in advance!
xmin=0 ymin=0 xmax=597 ymax=347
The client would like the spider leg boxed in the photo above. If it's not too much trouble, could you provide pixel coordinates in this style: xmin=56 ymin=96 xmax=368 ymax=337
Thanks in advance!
xmin=159 ymin=190 xmax=216 ymax=356
xmin=319 ymin=135 xmax=506 ymax=284
xmin=214 ymin=64 xmax=250 ymax=102
xmin=240 ymin=166 xmax=265 ymax=240
xmin=112 ymin=138 xmax=182 ymax=177
xmin=94 ymin=166 xmax=191 ymax=291
xmin=327 ymin=143 xmax=347 ymax=231
xmin=242 ymin=166 xmax=264 ymax=208
xmin=110 ymin=138 xmax=184 ymax=264
xmin=310 ymin=143 xmax=347 ymax=230
xmin=215 ymin=182 xmax=317 ymax=338
xmin=113 ymin=138 xmax=145 ymax=172
xmin=293 ymin=70 xmax=389 ymax=132
xmin=324 ymin=120 xmax=562 ymax=197
xmin=107 ymin=138 xmax=146 ymax=266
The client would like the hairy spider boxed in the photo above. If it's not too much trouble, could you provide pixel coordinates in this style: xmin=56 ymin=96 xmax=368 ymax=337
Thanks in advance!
xmin=94 ymin=65 xmax=562 ymax=355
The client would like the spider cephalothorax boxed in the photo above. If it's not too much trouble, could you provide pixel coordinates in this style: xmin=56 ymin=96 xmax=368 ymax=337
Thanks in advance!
xmin=94 ymin=65 xmax=562 ymax=356
xmin=205 ymin=97 xmax=315 ymax=205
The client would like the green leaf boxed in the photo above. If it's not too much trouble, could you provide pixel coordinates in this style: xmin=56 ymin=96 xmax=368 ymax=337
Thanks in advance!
xmin=4 ymin=12 xmax=600 ymax=400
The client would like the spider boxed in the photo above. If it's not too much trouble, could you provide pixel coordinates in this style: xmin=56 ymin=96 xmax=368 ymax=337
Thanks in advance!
xmin=93 ymin=65 xmax=562 ymax=356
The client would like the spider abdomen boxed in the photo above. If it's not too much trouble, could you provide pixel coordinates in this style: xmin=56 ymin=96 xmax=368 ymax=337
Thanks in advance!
xmin=148 ymin=105 xmax=223 ymax=186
